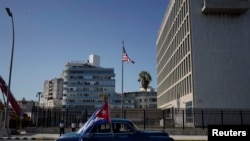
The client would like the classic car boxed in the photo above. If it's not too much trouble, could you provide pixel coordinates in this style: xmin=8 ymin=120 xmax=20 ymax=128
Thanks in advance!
xmin=55 ymin=118 xmax=174 ymax=141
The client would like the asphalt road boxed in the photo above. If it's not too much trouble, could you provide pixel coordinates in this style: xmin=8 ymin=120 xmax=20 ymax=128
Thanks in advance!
xmin=0 ymin=134 xmax=208 ymax=141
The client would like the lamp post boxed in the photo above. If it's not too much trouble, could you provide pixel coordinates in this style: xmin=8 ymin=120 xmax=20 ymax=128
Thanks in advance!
xmin=3 ymin=7 xmax=15 ymax=129
xmin=36 ymin=92 xmax=42 ymax=127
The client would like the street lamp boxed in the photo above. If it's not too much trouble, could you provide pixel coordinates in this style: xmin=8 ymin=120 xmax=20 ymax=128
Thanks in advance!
xmin=36 ymin=92 xmax=42 ymax=127
xmin=3 ymin=7 xmax=15 ymax=129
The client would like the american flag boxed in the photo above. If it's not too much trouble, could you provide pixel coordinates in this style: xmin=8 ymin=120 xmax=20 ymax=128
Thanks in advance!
xmin=122 ymin=46 xmax=135 ymax=64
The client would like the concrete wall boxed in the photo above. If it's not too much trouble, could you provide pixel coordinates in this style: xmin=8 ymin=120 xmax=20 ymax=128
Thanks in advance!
xmin=190 ymin=0 xmax=250 ymax=109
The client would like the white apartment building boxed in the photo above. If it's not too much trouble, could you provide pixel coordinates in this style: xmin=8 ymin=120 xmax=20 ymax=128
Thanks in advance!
xmin=61 ymin=54 xmax=117 ymax=113
xmin=41 ymin=78 xmax=63 ymax=108
xmin=125 ymin=87 xmax=157 ymax=109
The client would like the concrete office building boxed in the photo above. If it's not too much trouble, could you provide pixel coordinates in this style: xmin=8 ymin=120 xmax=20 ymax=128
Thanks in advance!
xmin=156 ymin=0 xmax=250 ymax=126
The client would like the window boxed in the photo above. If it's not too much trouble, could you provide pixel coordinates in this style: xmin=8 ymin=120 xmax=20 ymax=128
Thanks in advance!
xmin=112 ymin=123 xmax=134 ymax=134
xmin=185 ymin=101 xmax=193 ymax=122
xmin=90 ymin=124 xmax=111 ymax=133
xmin=90 ymin=122 xmax=135 ymax=134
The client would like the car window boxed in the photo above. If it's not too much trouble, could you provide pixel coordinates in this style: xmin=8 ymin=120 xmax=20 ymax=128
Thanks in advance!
xmin=90 ymin=124 xmax=111 ymax=133
xmin=113 ymin=123 xmax=135 ymax=133
xmin=89 ymin=122 xmax=136 ymax=134
xmin=121 ymin=124 xmax=134 ymax=133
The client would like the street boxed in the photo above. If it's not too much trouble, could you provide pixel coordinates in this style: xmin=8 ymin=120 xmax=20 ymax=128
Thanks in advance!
xmin=0 ymin=139 xmax=54 ymax=141
xmin=0 ymin=134 xmax=57 ymax=141
xmin=0 ymin=134 xmax=208 ymax=141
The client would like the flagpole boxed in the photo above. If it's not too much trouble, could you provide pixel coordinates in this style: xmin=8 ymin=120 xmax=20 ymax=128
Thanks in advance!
xmin=121 ymin=41 xmax=135 ymax=119
xmin=121 ymin=41 xmax=124 ymax=119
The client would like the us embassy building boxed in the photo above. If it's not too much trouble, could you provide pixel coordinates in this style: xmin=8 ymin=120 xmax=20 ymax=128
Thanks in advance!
xmin=156 ymin=0 xmax=250 ymax=127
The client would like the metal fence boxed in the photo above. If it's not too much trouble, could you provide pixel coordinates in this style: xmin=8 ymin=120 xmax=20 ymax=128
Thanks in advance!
xmin=1 ymin=108 xmax=250 ymax=130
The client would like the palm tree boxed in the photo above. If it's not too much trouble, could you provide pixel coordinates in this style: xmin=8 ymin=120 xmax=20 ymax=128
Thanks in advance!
xmin=101 ymin=94 xmax=108 ymax=103
xmin=138 ymin=71 xmax=152 ymax=108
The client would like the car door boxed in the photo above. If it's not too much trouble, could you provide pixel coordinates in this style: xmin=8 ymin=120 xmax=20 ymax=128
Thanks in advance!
xmin=112 ymin=123 xmax=138 ymax=141
xmin=113 ymin=132 xmax=137 ymax=141
xmin=88 ymin=123 xmax=113 ymax=141
xmin=90 ymin=133 xmax=113 ymax=141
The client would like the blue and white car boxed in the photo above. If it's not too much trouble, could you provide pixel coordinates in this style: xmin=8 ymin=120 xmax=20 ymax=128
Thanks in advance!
xmin=55 ymin=118 xmax=174 ymax=141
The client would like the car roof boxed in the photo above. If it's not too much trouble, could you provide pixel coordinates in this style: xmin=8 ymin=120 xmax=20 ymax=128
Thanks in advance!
xmin=111 ymin=118 xmax=132 ymax=123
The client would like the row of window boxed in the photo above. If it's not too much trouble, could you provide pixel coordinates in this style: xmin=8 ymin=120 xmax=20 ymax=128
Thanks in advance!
xmin=64 ymin=80 xmax=115 ymax=86
xmin=158 ymin=74 xmax=192 ymax=104
xmin=157 ymin=0 xmax=189 ymax=52
xmin=62 ymin=99 xmax=135 ymax=105
xmin=138 ymin=98 xmax=157 ymax=102
xmin=158 ymin=54 xmax=192 ymax=94
xmin=63 ymin=99 xmax=103 ymax=103
xmin=139 ymin=104 xmax=157 ymax=108
xmin=157 ymin=15 xmax=190 ymax=77
xmin=63 ymin=93 xmax=116 ymax=97
xmin=63 ymin=87 xmax=115 ymax=92
xmin=64 ymin=65 xmax=113 ymax=74
xmin=64 ymin=75 xmax=114 ymax=80
xmin=157 ymin=0 xmax=193 ymax=106
xmin=158 ymin=35 xmax=191 ymax=87
xmin=157 ymin=2 xmax=191 ymax=94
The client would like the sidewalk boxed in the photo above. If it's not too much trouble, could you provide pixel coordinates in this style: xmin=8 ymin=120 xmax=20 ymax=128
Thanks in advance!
xmin=172 ymin=135 xmax=207 ymax=141
xmin=0 ymin=133 xmax=58 ymax=140
xmin=0 ymin=133 xmax=208 ymax=141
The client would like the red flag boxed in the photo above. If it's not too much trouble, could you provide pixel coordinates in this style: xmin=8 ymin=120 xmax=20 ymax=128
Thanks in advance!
xmin=95 ymin=102 xmax=110 ymax=121
xmin=122 ymin=46 xmax=135 ymax=64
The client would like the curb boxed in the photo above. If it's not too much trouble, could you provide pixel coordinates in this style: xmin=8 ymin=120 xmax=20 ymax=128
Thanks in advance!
xmin=0 ymin=137 xmax=55 ymax=140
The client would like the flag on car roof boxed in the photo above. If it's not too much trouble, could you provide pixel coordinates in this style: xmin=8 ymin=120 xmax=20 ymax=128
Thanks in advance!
xmin=80 ymin=102 xmax=111 ymax=135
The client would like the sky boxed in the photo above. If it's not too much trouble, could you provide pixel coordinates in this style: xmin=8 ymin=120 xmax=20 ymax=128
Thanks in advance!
xmin=0 ymin=0 xmax=169 ymax=101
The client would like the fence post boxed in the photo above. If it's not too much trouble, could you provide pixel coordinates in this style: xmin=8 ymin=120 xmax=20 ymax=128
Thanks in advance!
xmin=144 ymin=109 xmax=146 ymax=130
xmin=221 ymin=110 xmax=223 ymax=125
xmin=66 ymin=109 xmax=69 ymax=128
xmin=49 ymin=110 xmax=52 ymax=127
xmin=124 ymin=109 xmax=126 ymax=119
xmin=240 ymin=110 xmax=243 ymax=125
xmin=162 ymin=110 xmax=165 ymax=129
xmin=85 ymin=109 xmax=88 ymax=122
xmin=182 ymin=109 xmax=184 ymax=130
xmin=46 ymin=109 xmax=50 ymax=127
xmin=54 ymin=110 xmax=56 ymax=127
xmin=43 ymin=108 xmax=45 ymax=127
xmin=202 ymin=109 xmax=204 ymax=129
xmin=69 ymin=112 xmax=72 ymax=128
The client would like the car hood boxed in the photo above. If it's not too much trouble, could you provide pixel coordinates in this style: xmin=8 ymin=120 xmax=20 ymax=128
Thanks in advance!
xmin=61 ymin=132 xmax=81 ymax=137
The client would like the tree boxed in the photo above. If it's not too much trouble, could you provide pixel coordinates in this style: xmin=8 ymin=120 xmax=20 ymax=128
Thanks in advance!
xmin=138 ymin=71 xmax=152 ymax=108
xmin=101 ymin=94 xmax=108 ymax=103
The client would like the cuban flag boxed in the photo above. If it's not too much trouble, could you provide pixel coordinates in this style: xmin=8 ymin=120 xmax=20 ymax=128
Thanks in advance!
xmin=80 ymin=102 xmax=111 ymax=135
